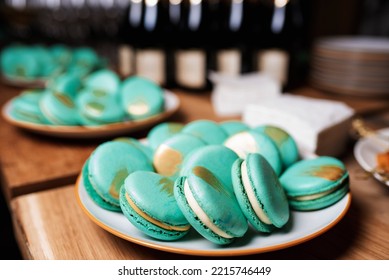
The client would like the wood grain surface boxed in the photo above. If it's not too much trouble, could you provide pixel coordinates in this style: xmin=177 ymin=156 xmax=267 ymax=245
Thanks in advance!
xmin=10 ymin=150 xmax=389 ymax=260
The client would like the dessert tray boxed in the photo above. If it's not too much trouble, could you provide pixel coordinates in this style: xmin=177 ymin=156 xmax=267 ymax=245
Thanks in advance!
xmin=76 ymin=173 xmax=351 ymax=257
xmin=2 ymin=90 xmax=179 ymax=139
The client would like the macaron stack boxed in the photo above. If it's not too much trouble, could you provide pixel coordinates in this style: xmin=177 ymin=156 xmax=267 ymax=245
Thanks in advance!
xmin=8 ymin=72 xmax=166 ymax=126
xmin=82 ymin=119 xmax=350 ymax=245
xmin=0 ymin=44 xmax=104 ymax=82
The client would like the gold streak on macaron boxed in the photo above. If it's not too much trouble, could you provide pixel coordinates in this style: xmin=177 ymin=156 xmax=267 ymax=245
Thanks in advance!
xmin=54 ymin=91 xmax=75 ymax=108
xmin=192 ymin=166 xmax=229 ymax=196
xmin=109 ymin=169 xmax=129 ymax=199
xmin=154 ymin=145 xmax=182 ymax=176
xmin=307 ymin=165 xmax=345 ymax=181
xmin=92 ymin=89 xmax=107 ymax=97
xmin=264 ymin=126 xmax=289 ymax=146
xmin=127 ymin=100 xmax=149 ymax=116
xmin=159 ymin=177 xmax=174 ymax=196
xmin=86 ymin=101 xmax=105 ymax=116
xmin=125 ymin=193 xmax=190 ymax=231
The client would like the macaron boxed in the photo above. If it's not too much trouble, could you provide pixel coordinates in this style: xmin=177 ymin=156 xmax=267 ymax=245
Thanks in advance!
xmin=1 ymin=46 xmax=39 ymax=79
xmin=9 ymin=90 xmax=49 ymax=124
xmin=220 ymin=120 xmax=250 ymax=136
xmin=113 ymin=137 xmax=154 ymax=162
xmin=76 ymin=89 xmax=125 ymax=125
xmin=120 ymin=76 xmax=165 ymax=120
xmin=279 ymin=156 xmax=350 ymax=211
xmin=88 ymin=141 xmax=154 ymax=208
xmin=84 ymin=69 xmax=120 ymax=95
xmin=181 ymin=120 xmax=228 ymax=145
xmin=174 ymin=168 xmax=248 ymax=245
xmin=179 ymin=145 xmax=239 ymax=193
xmin=40 ymin=89 xmax=80 ymax=125
xmin=47 ymin=72 xmax=82 ymax=98
xmin=153 ymin=133 xmax=207 ymax=180
xmin=224 ymin=130 xmax=283 ymax=176
xmin=252 ymin=125 xmax=299 ymax=170
xmin=147 ymin=122 xmax=184 ymax=150
xmin=120 ymin=171 xmax=190 ymax=241
xmin=231 ymin=153 xmax=290 ymax=233
xmin=81 ymin=158 xmax=121 ymax=212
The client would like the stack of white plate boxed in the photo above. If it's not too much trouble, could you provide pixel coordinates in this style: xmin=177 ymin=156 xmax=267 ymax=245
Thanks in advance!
xmin=310 ymin=36 xmax=389 ymax=97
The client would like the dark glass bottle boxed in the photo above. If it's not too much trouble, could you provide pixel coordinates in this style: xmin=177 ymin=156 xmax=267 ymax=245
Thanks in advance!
xmin=134 ymin=0 xmax=169 ymax=87
xmin=215 ymin=0 xmax=251 ymax=75
xmin=174 ymin=0 xmax=212 ymax=92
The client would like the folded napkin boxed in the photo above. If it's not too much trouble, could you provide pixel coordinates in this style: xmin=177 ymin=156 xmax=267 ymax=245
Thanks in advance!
xmin=242 ymin=94 xmax=355 ymax=158
xmin=210 ymin=72 xmax=282 ymax=117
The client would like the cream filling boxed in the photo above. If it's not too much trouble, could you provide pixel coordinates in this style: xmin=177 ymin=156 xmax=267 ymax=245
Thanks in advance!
xmin=224 ymin=132 xmax=257 ymax=159
xmin=292 ymin=188 xmax=336 ymax=201
xmin=183 ymin=179 xmax=233 ymax=239
xmin=241 ymin=161 xmax=272 ymax=225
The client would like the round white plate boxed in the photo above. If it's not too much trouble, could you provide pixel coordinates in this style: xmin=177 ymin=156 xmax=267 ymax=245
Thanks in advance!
xmin=75 ymin=174 xmax=351 ymax=257
xmin=354 ymin=128 xmax=389 ymax=186
xmin=2 ymin=90 xmax=180 ymax=139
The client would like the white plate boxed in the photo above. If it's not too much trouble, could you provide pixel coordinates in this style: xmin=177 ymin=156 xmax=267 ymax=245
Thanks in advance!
xmin=354 ymin=127 xmax=389 ymax=186
xmin=2 ymin=91 xmax=180 ymax=139
xmin=75 ymin=174 xmax=351 ymax=257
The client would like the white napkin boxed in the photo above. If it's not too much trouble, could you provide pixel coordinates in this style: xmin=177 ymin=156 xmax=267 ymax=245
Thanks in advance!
xmin=242 ymin=94 xmax=355 ymax=157
xmin=210 ymin=71 xmax=282 ymax=117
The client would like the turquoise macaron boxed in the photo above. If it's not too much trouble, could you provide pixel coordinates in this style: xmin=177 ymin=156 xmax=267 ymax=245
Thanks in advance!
xmin=181 ymin=120 xmax=228 ymax=145
xmin=113 ymin=137 xmax=154 ymax=162
xmin=120 ymin=76 xmax=165 ymax=120
xmin=81 ymin=158 xmax=121 ymax=212
xmin=47 ymin=72 xmax=82 ymax=98
xmin=76 ymin=89 xmax=125 ymax=126
xmin=147 ymin=122 xmax=184 ymax=150
xmin=87 ymin=141 xmax=154 ymax=208
xmin=120 ymin=171 xmax=191 ymax=241
xmin=220 ymin=120 xmax=250 ymax=136
xmin=252 ymin=125 xmax=299 ymax=170
xmin=1 ymin=46 xmax=39 ymax=79
xmin=9 ymin=90 xmax=49 ymax=124
xmin=83 ymin=69 xmax=121 ymax=95
xmin=232 ymin=153 xmax=290 ymax=233
xmin=224 ymin=130 xmax=283 ymax=176
xmin=153 ymin=133 xmax=207 ymax=180
xmin=179 ymin=145 xmax=239 ymax=193
xmin=174 ymin=168 xmax=248 ymax=245
xmin=50 ymin=44 xmax=72 ymax=66
xmin=40 ymin=89 xmax=80 ymax=125
xmin=279 ymin=156 xmax=350 ymax=211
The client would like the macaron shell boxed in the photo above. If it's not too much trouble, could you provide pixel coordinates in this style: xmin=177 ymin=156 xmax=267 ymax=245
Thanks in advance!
xmin=179 ymin=145 xmax=239 ymax=193
xmin=147 ymin=122 xmax=184 ymax=150
xmin=120 ymin=186 xmax=189 ymax=241
xmin=280 ymin=156 xmax=349 ymax=197
xmin=288 ymin=182 xmax=349 ymax=211
xmin=113 ymin=137 xmax=154 ymax=162
xmin=220 ymin=120 xmax=250 ymax=136
xmin=88 ymin=141 xmax=153 ymax=206
xmin=243 ymin=153 xmax=289 ymax=228
xmin=182 ymin=120 xmax=228 ymax=145
xmin=174 ymin=168 xmax=248 ymax=245
xmin=252 ymin=125 xmax=299 ymax=169
xmin=84 ymin=69 xmax=120 ymax=94
xmin=124 ymin=171 xmax=188 ymax=226
xmin=224 ymin=131 xmax=282 ymax=176
xmin=153 ymin=133 xmax=207 ymax=179
xmin=82 ymin=158 xmax=121 ymax=212
xmin=120 ymin=76 xmax=165 ymax=120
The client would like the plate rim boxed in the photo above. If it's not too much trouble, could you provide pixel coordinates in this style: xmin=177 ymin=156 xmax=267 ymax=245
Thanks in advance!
xmin=74 ymin=175 xmax=352 ymax=257
xmin=2 ymin=90 xmax=180 ymax=138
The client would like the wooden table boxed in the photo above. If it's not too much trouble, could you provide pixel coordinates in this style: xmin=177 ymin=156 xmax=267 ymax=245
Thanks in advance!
xmin=2 ymin=82 xmax=389 ymax=259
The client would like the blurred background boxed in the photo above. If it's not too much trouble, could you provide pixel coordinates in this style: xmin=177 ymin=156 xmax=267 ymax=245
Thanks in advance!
xmin=0 ymin=0 xmax=388 ymax=260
